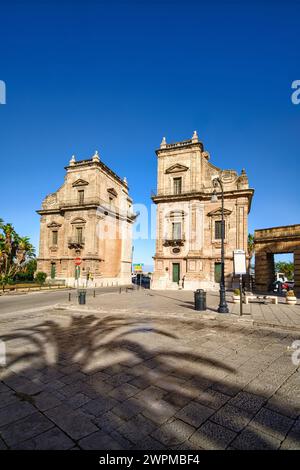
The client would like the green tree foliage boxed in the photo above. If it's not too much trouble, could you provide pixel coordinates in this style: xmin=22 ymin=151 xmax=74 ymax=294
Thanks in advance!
xmin=275 ymin=261 xmax=294 ymax=280
xmin=248 ymin=233 xmax=255 ymax=260
xmin=0 ymin=218 xmax=36 ymax=288
xmin=35 ymin=271 xmax=47 ymax=285
xmin=15 ymin=258 xmax=37 ymax=282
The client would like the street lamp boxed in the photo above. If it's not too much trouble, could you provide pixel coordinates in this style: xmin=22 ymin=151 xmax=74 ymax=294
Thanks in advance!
xmin=211 ymin=177 xmax=229 ymax=314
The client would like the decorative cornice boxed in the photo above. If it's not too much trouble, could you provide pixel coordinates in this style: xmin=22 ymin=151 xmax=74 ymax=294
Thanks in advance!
xmin=165 ymin=164 xmax=189 ymax=174
xmin=47 ymin=222 xmax=62 ymax=228
xmin=107 ymin=187 xmax=118 ymax=197
xmin=72 ymin=179 xmax=89 ymax=187
xmin=207 ymin=207 xmax=232 ymax=217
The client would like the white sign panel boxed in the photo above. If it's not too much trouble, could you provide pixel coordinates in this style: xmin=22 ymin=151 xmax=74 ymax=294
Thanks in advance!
xmin=233 ymin=250 xmax=246 ymax=275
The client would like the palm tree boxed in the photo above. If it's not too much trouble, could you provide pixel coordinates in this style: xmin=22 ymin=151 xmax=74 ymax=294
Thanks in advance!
xmin=248 ymin=233 xmax=255 ymax=262
xmin=0 ymin=219 xmax=36 ymax=289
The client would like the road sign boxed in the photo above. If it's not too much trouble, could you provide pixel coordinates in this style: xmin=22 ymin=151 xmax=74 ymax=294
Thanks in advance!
xmin=133 ymin=263 xmax=144 ymax=272
xmin=75 ymin=257 xmax=82 ymax=266
xmin=233 ymin=250 xmax=246 ymax=275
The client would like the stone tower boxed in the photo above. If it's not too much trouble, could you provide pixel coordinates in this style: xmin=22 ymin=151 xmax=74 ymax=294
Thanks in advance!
xmin=37 ymin=151 xmax=136 ymax=287
xmin=151 ymin=132 xmax=254 ymax=290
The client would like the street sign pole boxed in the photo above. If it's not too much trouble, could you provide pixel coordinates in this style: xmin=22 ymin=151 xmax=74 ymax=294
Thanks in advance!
xmin=233 ymin=250 xmax=247 ymax=317
xmin=239 ymin=274 xmax=243 ymax=317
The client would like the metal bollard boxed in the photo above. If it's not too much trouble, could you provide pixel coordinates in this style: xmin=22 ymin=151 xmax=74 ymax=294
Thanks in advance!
xmin=93 ymin=290 xmax=96 ymax=298
xmin=68 ymin=292 xmax=71 ymax=302
xmin=119 ymin=287 xmax=122 ymax=294
xmin=194 ymin=289 xmax=206 ymax=311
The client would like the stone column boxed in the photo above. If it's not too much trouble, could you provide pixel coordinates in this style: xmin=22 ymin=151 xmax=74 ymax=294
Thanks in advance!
xmin=294 ymin=249 xmax=300 ymax=296
xmin=255 ymin=252 xmax=275 ymax=292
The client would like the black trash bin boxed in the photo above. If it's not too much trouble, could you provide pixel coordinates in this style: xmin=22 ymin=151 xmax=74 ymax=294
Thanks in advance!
xmin=194 ymin=289 xmax=206 ymax=311
xmin=78 ymin=289 xmax=87 ymax=305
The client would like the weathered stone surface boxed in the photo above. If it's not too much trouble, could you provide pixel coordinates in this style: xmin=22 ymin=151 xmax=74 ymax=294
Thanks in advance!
xmin=231 ymin=426 xmax=281 ymax=450
xmin=196 ymin=388 xmax=231 ymax=410
xmin=1 ymin=290 xmax=299 ymax=450
xmin=151 ymin=419 xmax=195 ymax=447
xmin=78 ymin=430 xmax=123 ymax=450
xmin=281 ymin=419 xmax=300 ymax=449
xmin=0 ymin=401 xmax=36 ymax=428
xmin=33 ymin=391 xmax=62 ymax=411
xmin=15 ymin=427 xmax=74 ymax=450
xmin=175 ymin=401 xmax=214 ymax=428
xmin=210 ymin=404 xmax=253 ymax=432
xmin=229 ymin=391 xmax=266 ymax=415
xmin=1 ymin=412 xmax=54 ymax=447
xmin=81 ymin=396 xmax=118 ymax=417
xmin=189 ymin=421 xmax=236 ymax=450
xmin=109 ymin=383 xmax=140 ymax=401
xmin=0 ymin=438 xmax=7 ymax=450
xmin=117 ymin=414 xmax=156 ymax=444
xmin=45 ymin=404 xmax=98 ymax=440
xmin=250 ymin=407 xmax=293 ymax=440
xmin=142 ymin=399 xmax=177 ymax=425
xmin=134 ymin=435 xmax=166 ymax=450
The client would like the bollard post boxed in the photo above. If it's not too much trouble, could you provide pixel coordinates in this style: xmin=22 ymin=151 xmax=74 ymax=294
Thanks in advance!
xmin=119 ymin=287 xmax=122 ymax=294
xmin=93 ymin=290 xmax=96 ymax=298
xmin=239 ymin=274 xmax=243 ymax=316
xmin=68 ymin=292 xmax=71 ymax=302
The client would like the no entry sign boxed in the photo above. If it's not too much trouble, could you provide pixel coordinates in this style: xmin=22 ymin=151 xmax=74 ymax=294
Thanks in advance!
xmin=74 ymin=257 xmax=82 ymax=266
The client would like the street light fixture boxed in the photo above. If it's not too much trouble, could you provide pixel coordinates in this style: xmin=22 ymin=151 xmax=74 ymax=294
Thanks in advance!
xmin=211 ymin=177 xmax=229 ymax=314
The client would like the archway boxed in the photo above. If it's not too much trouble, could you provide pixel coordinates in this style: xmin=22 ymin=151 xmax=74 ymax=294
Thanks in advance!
xmin=254 ymin=224 xmax=300 ymax=294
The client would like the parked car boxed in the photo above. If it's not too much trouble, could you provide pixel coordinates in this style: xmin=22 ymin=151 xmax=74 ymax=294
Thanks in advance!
xmin=285 ymin=280 xmax=295 ymax=290
xmin=132 ymin=274 xmax=151 ymax=288
xmin=272 ymin=280 xmax=289 ymax=293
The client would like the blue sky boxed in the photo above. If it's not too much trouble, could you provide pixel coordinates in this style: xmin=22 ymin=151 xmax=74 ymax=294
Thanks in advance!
xmin=0 ymin=0 xmax=299 ymax=266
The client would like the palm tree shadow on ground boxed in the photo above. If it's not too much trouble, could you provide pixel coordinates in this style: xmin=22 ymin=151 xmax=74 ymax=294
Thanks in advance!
xmin=0 ymin=313 xmax=298 ymax=450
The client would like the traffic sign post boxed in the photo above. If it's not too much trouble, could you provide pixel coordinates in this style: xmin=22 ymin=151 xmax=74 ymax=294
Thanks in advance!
xmin=74 ymin=258 xmax=82 ymax=289
xmin=133 ymin=263 xmax=144 ymax=289
xmin=233 ymin=250 xmax=247 ymax=317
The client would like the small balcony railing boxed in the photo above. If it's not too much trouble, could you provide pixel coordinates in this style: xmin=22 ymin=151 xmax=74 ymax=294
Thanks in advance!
xmin=68 ymin=237 xmax=85 ymax=248
xmin=163 ymin=236 xmax=186 ymax=247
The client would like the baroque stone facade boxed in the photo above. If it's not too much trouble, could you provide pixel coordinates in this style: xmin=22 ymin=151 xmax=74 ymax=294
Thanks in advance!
xmin=37 ymin=151 xmax=135 ymax=287
xmin=151 ymin=132 xmax=254 ymax=290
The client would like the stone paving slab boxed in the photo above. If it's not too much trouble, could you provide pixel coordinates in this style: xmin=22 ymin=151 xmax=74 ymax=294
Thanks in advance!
xmin=0 ymin=291 xmax=300 ymax=450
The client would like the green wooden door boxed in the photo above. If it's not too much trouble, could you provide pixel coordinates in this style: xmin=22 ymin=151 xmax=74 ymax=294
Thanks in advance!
xmin=50 ymin=263 xmax=56 ymax=279
xmin=172 ymin=263 xmax=180 ymax=283
xmin=214 ymin=262 xmax=221 ymax=283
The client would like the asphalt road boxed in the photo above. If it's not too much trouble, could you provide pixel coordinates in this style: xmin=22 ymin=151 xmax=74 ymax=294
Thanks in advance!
xmin=0 ymin=286 xmax=128 ymax=315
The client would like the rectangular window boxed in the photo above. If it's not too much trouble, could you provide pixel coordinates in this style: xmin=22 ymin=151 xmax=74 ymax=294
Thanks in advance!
xmin=215 ymin=220 xmax=225 ymax=239
xmin=173 ymin=177 xmax=182 ymax=195
xmin=172 ymin=222 xmax=182 ymax=240
xmin=78 ymin=190 xmax=84 ymax=204
xmin=52 ymin=230 xmax=58 ymax=245
xmin=76 ymin=227 xmax=83 ymax=243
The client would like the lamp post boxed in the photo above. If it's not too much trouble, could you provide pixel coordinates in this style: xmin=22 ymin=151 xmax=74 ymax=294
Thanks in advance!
xmin=211 ymin=177 xmax=229 ymax=314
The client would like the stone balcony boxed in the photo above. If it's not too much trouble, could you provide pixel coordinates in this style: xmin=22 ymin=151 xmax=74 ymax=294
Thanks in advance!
xmin=163 ymin=236 xmax=186 ymax=247
xmin=68 ymin=237 xmax=85 ymax=249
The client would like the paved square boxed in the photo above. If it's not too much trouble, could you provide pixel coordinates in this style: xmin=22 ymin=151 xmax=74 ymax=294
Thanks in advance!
xmin=0 ymin=289 xmax=299 ymax=449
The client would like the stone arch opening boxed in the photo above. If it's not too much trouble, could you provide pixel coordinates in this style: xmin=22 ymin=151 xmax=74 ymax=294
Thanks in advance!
xmin=254 ymin=224 xmax=300 ymax=294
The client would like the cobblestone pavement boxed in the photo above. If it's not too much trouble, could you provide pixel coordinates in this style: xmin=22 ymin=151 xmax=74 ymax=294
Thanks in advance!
xmin=67 ymin=288 xmax=300 ymax=331
xmin=0 ymin=290 xmax=299 ymax=450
